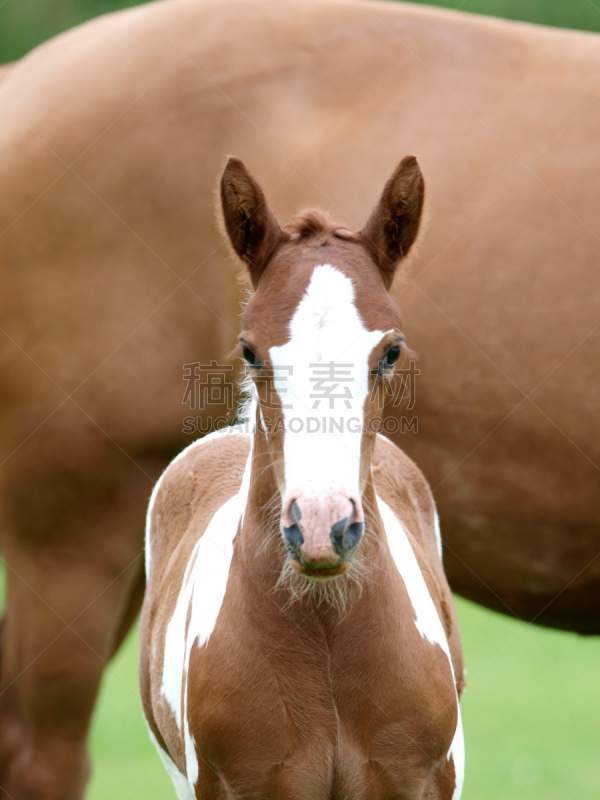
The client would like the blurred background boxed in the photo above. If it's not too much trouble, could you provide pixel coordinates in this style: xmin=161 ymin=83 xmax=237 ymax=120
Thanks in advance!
xmin=2 ymin=0 xmax=600 ymax=62
xmin=1 ymin=1 xmax=600 ymax=799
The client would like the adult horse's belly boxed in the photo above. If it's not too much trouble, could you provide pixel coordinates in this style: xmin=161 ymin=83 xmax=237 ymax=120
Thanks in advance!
xmin=0 ymin=0 xmax=598 ymax=631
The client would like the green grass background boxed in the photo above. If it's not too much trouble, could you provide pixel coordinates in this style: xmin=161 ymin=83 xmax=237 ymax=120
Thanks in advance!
xmin=2 ymin=0 xmax=600 ymax=798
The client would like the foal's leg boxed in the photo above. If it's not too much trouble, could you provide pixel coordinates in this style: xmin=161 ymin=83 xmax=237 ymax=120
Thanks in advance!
xmin=0 ymin=448 xmax=161 ymax=800
xmin=422 ymin=756 xmax=462 ymax=800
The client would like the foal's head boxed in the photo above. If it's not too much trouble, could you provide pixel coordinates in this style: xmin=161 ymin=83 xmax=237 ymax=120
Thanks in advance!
xmin=220 ymin=157 xmax=424 ymax=579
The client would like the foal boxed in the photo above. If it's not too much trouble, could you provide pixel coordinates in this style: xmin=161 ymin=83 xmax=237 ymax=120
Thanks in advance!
xmin=140 ymin=157 xmax=465 ymax=800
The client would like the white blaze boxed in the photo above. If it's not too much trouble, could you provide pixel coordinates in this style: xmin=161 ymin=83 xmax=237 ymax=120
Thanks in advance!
xmin=269 ymin=264 xmax=387 ymax=497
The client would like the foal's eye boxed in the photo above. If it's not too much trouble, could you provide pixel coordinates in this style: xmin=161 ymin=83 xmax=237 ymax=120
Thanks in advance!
xmin=382 ymin=345 xmax=401 ymax=368
xmin=242 ymin=347 xmax=262 ymax=368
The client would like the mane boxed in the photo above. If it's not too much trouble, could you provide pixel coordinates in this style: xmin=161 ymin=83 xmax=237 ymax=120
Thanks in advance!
xmin=283 ymin=209 xmax=360 ymax=244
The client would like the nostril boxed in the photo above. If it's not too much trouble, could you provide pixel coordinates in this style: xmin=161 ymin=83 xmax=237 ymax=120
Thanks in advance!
xmin=343 ymin=521 xmax=364 ymax=551
xmin=291 ymin=500 xmax=302 ymax=524
xmin=284 ymin=523 xmax=303 ymax=551
xmin=282 ymin=501 xmax=303 ymax=554
xmin=330 ymin=517 xmax=364 ymax=556
xmin=330 ymin=516 xmax=350 ymax=554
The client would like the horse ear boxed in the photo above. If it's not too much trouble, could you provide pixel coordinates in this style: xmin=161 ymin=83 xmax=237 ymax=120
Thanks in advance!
xmin=220 ymin=157 xmax=284 ymax=287
xmin=360 ymin=156 xmax=425 ymax=288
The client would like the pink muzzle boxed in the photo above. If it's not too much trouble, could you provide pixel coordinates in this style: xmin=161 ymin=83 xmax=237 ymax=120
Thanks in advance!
xmin=281 ymin=488 xmax=365 ymax=574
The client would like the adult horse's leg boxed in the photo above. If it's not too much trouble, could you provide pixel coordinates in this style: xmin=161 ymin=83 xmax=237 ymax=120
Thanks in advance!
xmin=110 ymin=562 xmax=146 ymax=659
xmin=0 ymin=435 xmax=165 ymax=800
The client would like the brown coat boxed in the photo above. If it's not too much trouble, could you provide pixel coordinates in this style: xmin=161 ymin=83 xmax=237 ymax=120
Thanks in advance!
xmin=141 ymin=430 xmax=464 ymax=800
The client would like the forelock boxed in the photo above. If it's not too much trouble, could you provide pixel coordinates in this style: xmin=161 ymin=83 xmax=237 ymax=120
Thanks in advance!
xmin=283 ymin=209 xmax=359 ymax=244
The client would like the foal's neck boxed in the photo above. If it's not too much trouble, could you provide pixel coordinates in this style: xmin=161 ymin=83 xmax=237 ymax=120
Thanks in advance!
xmin=241 ymin=409 xmax=283 ymax=553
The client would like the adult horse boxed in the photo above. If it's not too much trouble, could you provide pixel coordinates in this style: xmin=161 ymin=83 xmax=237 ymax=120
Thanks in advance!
xmin=0 ymin=0 xmax=598 ymax=796
xmin=140 ymin=155 xmax=465 ymax=800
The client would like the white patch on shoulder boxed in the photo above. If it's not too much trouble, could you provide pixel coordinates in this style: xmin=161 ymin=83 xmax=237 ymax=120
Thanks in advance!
xmin=147 ymin=729 xmax=195 ymax=800
xmin=377 ymin=496 xmax=464 ymax=800
xmin=159 ymin=444 xmax=252 ymax=795
xmin=376 ymin=433 xmax=443 ymax=561
xmin=378 ymin=497 xmax=449 ymax=653
xmin=144 ymin=425 xmax=245 ymax=576
xmin=270 ymin=264 xmax=388 ymax=494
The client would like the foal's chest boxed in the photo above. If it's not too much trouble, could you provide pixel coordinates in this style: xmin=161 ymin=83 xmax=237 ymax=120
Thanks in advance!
xmin=186 ymin=604 xmax=457 ymax=800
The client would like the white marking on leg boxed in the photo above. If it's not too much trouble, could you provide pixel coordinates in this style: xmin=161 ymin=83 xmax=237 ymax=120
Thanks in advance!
xmin=448 ymin=710 xmax=464 ymax=800
xmin=146 ymin=729 xmax=196 ymax=800
xmin=377 ymin=496 xmax=464 ymax=799
xmin=160 ymin=446 xmax=252 ymax=794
